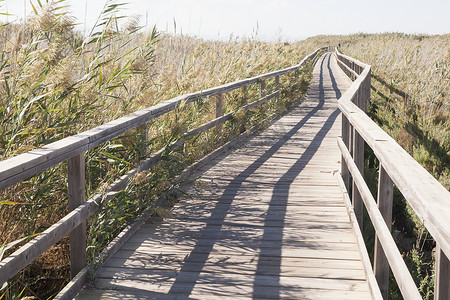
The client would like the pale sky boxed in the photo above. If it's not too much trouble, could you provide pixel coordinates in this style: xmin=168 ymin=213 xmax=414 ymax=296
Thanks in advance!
xmin=1 ymin=0 xmax=449 ymax=41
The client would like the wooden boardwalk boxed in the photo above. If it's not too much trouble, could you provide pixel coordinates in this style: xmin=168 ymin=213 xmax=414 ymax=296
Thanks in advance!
xmin=76 ymin=53 xmax=374 ymax=299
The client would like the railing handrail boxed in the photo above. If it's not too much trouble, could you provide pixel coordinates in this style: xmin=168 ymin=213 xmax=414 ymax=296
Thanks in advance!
xmin=335 ymin=47 xmax=450 ymax=300
xmin=0 ymin=47 xmax=327 ymax=287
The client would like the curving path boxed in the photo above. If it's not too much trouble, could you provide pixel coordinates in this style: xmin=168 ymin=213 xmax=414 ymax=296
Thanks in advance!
xmin=76 ymin=53 xmax=374 ymax=299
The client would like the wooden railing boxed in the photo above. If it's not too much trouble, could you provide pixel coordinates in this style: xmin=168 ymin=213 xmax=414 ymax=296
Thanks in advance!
xmin=0 ymin=47 xmax=326 ymax=295
xmin=335 ymin=48 xmax=450 ymax=300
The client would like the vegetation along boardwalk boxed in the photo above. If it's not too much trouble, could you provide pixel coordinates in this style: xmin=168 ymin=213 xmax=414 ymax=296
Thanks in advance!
xmin=76 ymin=53 xmax=376 ymax=299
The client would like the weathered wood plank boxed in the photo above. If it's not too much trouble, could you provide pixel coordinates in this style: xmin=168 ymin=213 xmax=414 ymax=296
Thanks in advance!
xmin=78 ymin=282 xmax=371 ymax=300
xmin=93 ymin=276 xmax=371 ymax=297
xmin=104 ymin=255 xmax=365 ymax=272
xmin=101 ymin=261 xmax=366 ymax=279
xmin=111 ymin=250 xmax=365 ymax=266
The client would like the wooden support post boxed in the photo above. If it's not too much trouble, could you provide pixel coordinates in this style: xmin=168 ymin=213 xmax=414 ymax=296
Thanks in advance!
xmin=348 ymin=123 xmax=354 ymax=195
xmin=352 ymin=127 xmax=364 ymax=227
xmin=137 ymin=124 xmax=149 ymax=157
xmin=216 ymin=93 xmax=223 ymax=135
xmin=341 ymin=114 xmax=350 ymax=191
xmin=363 ymin=71 xmax=371 ymax=113
xmin=260 ymin=79 xmax=266 ymax=98
xmin=216 ymin=93 xmax=223 ymax=118
xmin=435 ymin=246 xmax=450 ymax=300
xmin=374 ymin=165 xmax=394 ymax=300
xmin=68 ymin=153 xmax=86 ymax=279
xmin=275 ymin=75 xmax=280 ymax=102
xmin=241 ymin=86 xmax=248 ymax=105
xmin=360 ymin=84 xmax=365 ymax=110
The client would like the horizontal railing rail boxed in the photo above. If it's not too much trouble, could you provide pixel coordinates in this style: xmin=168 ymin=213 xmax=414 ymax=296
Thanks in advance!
xmin=335 ymin=47 xmax=450 ymax=300
xmin=0 ymin=47 xmax=327 ymax=290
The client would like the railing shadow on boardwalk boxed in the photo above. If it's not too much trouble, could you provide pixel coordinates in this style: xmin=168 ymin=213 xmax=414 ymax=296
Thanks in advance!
xmin=105 ymin=53 xmax=345 ymax=298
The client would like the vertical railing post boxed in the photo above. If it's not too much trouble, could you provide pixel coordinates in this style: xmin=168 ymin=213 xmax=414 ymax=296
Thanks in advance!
xmin=68 ymin=153 xmax=86 ymax=279
xmin=137 ymin=123 xmax=149 ymax=157
xmin=242 ymin=86 xmax=248 ymax=105
xmin=341 ymin=114 xmax=350 ymax=191
xmin=216 ymin=93 xmax=223 ymax=118
xmin=435 ymin=246 xmax=450 ymax=300
xmin=363 ymin=67 xmax=371 ymax=113
xmin=260 ymin=78 xmax=266 ymax=98
xmin=352 ymin=127 xmax=364 ymax=227
xmin=275 ymin=75 xmax=280 ymax=102
xmin=374 ymin=165 xmax=394 ymax=299
xmin=216 ymin=93 xmax=223 ymax=135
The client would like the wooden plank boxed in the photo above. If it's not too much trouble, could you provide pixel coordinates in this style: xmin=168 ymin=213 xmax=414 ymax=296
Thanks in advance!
xmin=110 ymin=250 xmax=365 ymax=267
xmin=153 ymin=218 xmax=352 ymax=230
xmin=88 ymin=278 xmax=371 ymax=300
xmin=127 ymin=228 xmax=358 ymax=244
xmin=117 ymin=244 xmax=361 ymax=262
xmin=130 ymin=227 xmax=358 ymax=244
xmin=374 ymin=165 xmax=394 ymax=299
xmin=105 ymin=254 xmax=365 ymax=272
xmin=96 ymin=268 xmax=370 ymax=290
xmin=68 ymin=153 xmax=87 ymax=279
xmin=101 ymin=261 xmax=366 ymax=280
xmin=93 ymin=275 xmax=370 ymax=295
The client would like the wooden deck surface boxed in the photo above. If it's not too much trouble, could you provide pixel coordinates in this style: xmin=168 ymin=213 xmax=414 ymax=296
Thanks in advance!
xmin=76 ymin=53 xmax=374 ymax=299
